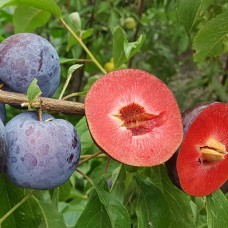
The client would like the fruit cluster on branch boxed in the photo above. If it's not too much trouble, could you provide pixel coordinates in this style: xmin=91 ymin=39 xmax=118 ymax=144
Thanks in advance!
xmin=0 ymin=33 xmax=82 ymax=190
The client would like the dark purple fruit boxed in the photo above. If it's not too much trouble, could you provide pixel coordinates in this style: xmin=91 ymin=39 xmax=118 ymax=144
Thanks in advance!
xmin=5 ymin=111 xmax=81 ymax=189
xmin=0 ymin=33 xmax=60 ymax=97
xmin=0 ymin=119 xmax=6 ymax=172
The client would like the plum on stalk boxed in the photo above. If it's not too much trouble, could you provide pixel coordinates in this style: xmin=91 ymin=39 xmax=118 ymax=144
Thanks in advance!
xmin=85 ymin=69 xmax=183 ymax=167
xmin=5 ymin=111 xmax=81 ymax=189
xmin=0 ymin=33 xmax=60 ymax=97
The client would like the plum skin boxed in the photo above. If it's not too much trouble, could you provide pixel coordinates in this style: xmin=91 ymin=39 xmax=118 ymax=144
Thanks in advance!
xmin=0 ymin=33 xmax=60 ymax=97
xmin=0 ymin=104 xmax=6 ymax=123
xmin=166 ymin=102 xmax=209 ymax=189
xmin=5 ymin=112 xmax=81 ymax=190
xmin=0 ymin=119 xmax=7 ymax=172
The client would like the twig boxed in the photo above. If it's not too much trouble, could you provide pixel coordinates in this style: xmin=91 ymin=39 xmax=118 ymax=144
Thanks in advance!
xmin=76 ymin=169 xmax=94 ymax=186
xmin=59 ymin=18 xmax=107 ymax=75
xmin=80 ymin=154 xmax=107 ymax=159
xmin=78 ymin=151 xmax=104 ymax=166
xmin=0 ymin=90 xmax=85 ymax=115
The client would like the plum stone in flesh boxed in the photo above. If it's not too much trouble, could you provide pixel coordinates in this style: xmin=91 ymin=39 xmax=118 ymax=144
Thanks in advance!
xmin=0 ymin=33 xmax=60 ymax=97
xmin=5 ymin=112 xmax=81 ymax=189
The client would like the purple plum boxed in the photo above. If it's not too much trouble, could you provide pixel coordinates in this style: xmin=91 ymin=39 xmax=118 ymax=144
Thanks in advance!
xmin=0 ymin=33 xmax=60 ymax=97
xmin=5 ymin=111 xmax=81 ymax=189
xmin=0 ymin=119 xmax=6 ymax=172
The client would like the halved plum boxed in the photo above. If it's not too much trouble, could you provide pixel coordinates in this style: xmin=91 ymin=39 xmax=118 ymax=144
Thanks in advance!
xmin=85 ymin=69 xmax=183 ymax=166
xmin=177 ymin=102 xmax=228 ymax=196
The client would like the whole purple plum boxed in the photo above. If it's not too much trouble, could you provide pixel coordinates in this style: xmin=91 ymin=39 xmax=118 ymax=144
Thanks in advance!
xmin=5 ymin=111 xmax=81 ymax=189
xmin=0 ymin=119 xmax=7 ymax=172
xmin=0 ymin=33 xmax=60 ymax=97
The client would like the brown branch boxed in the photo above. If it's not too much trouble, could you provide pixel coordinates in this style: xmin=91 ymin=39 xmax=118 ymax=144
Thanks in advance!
xmin=0 ymin=90 xmax=85 ymax=115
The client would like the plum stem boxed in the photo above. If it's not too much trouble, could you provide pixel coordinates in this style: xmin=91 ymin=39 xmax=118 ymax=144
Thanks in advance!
xmin=80 ymin=153 xmax=107 ymax=159
xmin=76 ymin=169 xmax=94 ymax=186
xmin=0 ymin=90 xmax=85 ymax=115
xmin=62 ymin=91 xmax=87 ymax=100
xmin=37 ymin=108 xmax=43 ymax=121
xmin=59 ymin=18 xmax=107 ymax=75
xmin=0 ymin=190 xmax=34 ymax=225
xmin=104 ymin=157 xmax=111 ymax=177
xmin=78 ymin=151 xmax=104 ymax=166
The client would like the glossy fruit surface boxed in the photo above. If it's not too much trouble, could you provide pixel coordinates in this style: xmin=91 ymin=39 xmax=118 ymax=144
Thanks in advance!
xmin=177 ymin=102 xmax=228 ymax=196
xmin=0 ymin=33 xmax=60 ymax=97
xmin=0 ymin=104 xmax=6 ymax=123
xmin=85 ymin=69 xmax=183 ymax=166
xmin=5 ymin=111 xmax=81 ymax=189
xmin=0 ymin=119 xmax=6 ymax=172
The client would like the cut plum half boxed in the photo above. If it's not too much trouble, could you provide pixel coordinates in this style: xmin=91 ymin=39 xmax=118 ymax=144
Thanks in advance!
xmin=85 ymin=69 xmax=183 ymax=166
xmin=177 ymin=102 xmax=228 ymax=196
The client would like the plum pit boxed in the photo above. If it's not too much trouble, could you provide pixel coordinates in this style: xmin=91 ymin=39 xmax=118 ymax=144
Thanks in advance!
xmin=114 ymin=102 xmax=165 ymax=136
xmin=199 ymin=138 xmax=227 ymax=163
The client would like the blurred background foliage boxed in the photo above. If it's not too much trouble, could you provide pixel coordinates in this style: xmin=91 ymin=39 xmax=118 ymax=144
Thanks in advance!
xmin=0 ymin=0 xmax=228 ymax=227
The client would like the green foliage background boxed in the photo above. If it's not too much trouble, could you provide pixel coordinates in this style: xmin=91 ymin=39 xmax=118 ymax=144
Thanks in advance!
xmin=0 ymin=0 xmax=228 ymax=227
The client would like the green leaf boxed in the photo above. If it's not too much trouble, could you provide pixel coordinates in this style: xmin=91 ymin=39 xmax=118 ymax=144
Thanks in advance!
xmin=193 ymin=10 xmax=228 ymax=62
xmin=32 ymin=191 xmax=66 ymax=228
xmin=108 ymin=11 xmax=120 ymax=34
xmin=136 ymin=181 xmax=171 ymax=228
xmin=76 ymin=180 xmax=131 ymax=228
xmin=149 ymin=166 xmax=195 ymax=227
xmin=67 ymin=28 xmax=94 ymax=51
xmin=13 ymin=6 xmax=51 ymax=33
xmin=59 ymin=197 xmax=88 ymax=227
xmin=75 ymin=189 xmax=112 ymax=228
xmin=0 ymin=0 xmax=61 ymax=17
xmin=81 ymin=28 xmax=94 ymax=40
xmin=124 ymin=34 xmax=145 ymax=59
xmin=0 ymin=174 xmax=38 ymax=228
xmin=60 ymin=58 xmax=84 ymax=64
xmin=206 ymin=190 xmax=228 ymax=228
xmin=113 ymin=26 xmax=127 ymax=68
xmin=58 ymin=180 xmax=72 ymax=202
xmin=27 ymin=78 xmax=42 ymax=102
xmin=76 ymin=117 xmax=99 ymax=154
xmin=59 ymin=64 xmax=83 ymax=99
xmin=69 ymin=12 xmax=81 ymax=31
xmin=110 ymin=165 xmax=126 ymax=203
xmin=176 ymin=0 xmax=201 ymax=32
xmin=210 ymin=76 xmax=227 ymax=101
xmin=68 ymin=64 xmax=83 ymax=76
xmin=95 ymin=180 xmax=131 ymax=228
xmin=113 ymin=26 xmax=145 ymax=68
xmin=82 ymin=75 xmax=100 ymax=92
